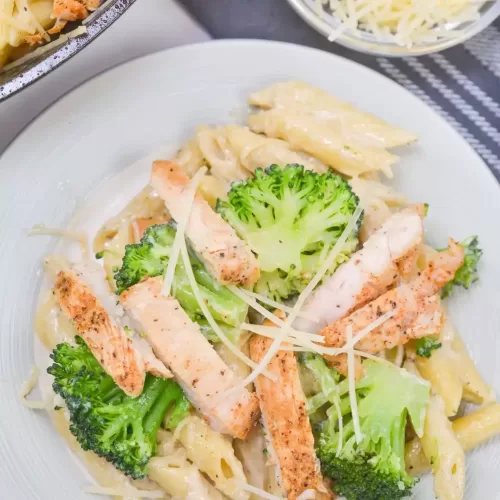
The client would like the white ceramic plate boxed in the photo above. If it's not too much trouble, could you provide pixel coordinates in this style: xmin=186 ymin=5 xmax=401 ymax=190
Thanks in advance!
xmin=1 ymin=40 xmax=499 ymax=500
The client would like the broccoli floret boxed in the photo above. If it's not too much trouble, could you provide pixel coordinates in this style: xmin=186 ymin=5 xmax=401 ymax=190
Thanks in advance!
xmin=48 ymin=337 xmax=190 ymax=478
xmin=415 ymin=337 xmax=442 ymax=358
xmin=114 ymin=223 xmax=247 ymax=328
xmin=311 ymin=359 xmax=429 ymax=500
xmin=216 ymin=164 xmax=362 ymax=302
xmin=440 ymin=236 xmax=482 ymax=298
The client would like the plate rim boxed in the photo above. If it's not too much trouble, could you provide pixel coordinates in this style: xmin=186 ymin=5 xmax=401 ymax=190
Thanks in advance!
xmin=1 ymin=38 xmax=499 ymax=499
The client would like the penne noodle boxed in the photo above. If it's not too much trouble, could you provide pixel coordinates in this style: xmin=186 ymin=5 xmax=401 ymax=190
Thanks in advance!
xmin=406 ymin=404 xmax=500 ymax=476
xmin=419 ymin=395 xmax=465 ymax=500
xmin=415 ymin=347 xmax=463 ymax=417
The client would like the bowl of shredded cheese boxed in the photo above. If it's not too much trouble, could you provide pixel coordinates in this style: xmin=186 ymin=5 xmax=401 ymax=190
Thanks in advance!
xmin=287 ymin=0 xmax=500 ymax=55
xmin=0 ymin=0 xmax=134 ymax=102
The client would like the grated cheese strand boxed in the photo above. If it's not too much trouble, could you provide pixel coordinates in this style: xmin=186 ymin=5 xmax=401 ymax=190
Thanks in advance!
xmin=238 ymin=288 xmax=319 ymax=322
xmin=19 ymin=366 xmax=45 ymax=410
xmin=161 ymin=166 xmax=208 ymax=296
xmin=28 ymin=224 xmax=89 ymax=259
xmin=241 ymin=323 xmax=326 ymax=343
xmin=229 ymin=285 xmax=291 ymax=327
xmin=82 ymin=485 xmax=165 ymax=498
xmin=223 ymin=203 xmax=363 ymax=397
xmin=346 ymin=325 xmax=362 ymax=444
xmin=178 ymin=232 xmax=276 ymax=380
xmin=242 ymin=308 xmax=394 ymax=357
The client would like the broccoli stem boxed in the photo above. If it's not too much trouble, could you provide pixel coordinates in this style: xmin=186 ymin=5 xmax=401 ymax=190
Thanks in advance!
xmin=143 ymin=379 xmax=184 ymax=437
xmin=173 ymin=269 xmax=243 ymax=327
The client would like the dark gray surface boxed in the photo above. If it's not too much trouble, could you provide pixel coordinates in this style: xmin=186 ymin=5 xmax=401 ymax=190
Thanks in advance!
xmin=180 ymin=0 xmax=500 ymax=181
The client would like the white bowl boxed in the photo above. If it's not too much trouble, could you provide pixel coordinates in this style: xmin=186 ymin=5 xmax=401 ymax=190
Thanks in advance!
xmin=287 ymin=0 xmax=500 ymax=56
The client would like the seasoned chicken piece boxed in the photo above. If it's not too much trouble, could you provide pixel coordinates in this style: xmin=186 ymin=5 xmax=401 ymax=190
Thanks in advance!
xmin=322 ymin=240 xmax=464 ymax=375
xmin=121 ymin=276 xmax=260 ymax=439
xmin=151 ymin=160 xmax=260 ymax=286
xmin=249 ymin=314 xmax=332 ymax=500
xmin=129 ymin=215 xmax=170 ymax=243
xmin=294 ymin=206 xmax=424 ymax=333
xmin=54 ymin=269 xmax=146 ymax=397
xmin=51 ymin=0 xmax=87 ymax=21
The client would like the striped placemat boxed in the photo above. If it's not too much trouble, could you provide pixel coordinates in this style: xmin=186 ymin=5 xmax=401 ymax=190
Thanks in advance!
xmin=180 ymin=0 xmax=500 ymax=182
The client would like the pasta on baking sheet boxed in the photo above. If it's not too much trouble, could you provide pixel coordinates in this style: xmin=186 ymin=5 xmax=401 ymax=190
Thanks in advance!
xmin=30 ymin=80 xmax=498 ymax=500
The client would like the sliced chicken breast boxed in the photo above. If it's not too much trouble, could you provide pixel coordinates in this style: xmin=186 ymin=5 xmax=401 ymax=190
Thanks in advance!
xmin=151 ymin=160 xmax=260 ymax=286
xmin=249 ymin=314 xmax=332 ymax=500
xmin=129 ymin=215 xmax=170 ymax=243
xmin=322 ymin=240 xmax=464 ymax=375
xmin=54 ymin=269 xmax=147 ymax=397
xmin=120 ymin=276 xmax=260 ymax=439
xmin=294 ymin=206 xmax=424 ymax=333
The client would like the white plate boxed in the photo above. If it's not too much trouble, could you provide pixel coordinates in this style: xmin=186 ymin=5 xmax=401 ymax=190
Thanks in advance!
xmin=1 ymin=40 xmax=499 ymax=500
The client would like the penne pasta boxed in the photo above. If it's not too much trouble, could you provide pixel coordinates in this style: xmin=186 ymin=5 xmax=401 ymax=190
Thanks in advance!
xmin=420 ymin=395 xmax=465 ymax=500
xmin=406 ymin=404 xmax=500 ymax=476
xmin=415 ymin=346 xmax=463 ymax=417
xmin=449 ymin=328 xmax=495 ymax=405
xmin=148 ymin=455 xmax=224 ymax=500
xmin=452 ymin=403 xmax=500 ymax=451
xmin=176 ymin=416 xmax=250 ymax=500
xmin=248 ymin=108 xmax=398 ymax=178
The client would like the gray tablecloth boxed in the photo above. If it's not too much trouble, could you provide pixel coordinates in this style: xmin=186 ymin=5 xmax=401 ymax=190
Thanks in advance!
xmin=181 ymin=0 xmax=500 ymax=182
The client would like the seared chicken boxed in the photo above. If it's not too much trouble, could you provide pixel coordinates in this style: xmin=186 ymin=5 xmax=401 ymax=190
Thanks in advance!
xmin=129 ymin=216 xmax=170 ymax=243
xmin=249 ymin=313 xmax=332 ymax=500
xmin=120 ymin=276 xmax=260 ymax=439
xmin=54 ymin=268 xmax=147 ymax=397
xmin=151 ymin=160 xmax=260 ymax=286
xmin=322 ymin=240 xmax=464 ymax=375
xmin=294 ymin=206 xmax=424 ymax=334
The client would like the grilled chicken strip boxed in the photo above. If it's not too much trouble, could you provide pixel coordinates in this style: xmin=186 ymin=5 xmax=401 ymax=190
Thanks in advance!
xmin=323 ymin=240 xmax=464 ymax=376
xmin=249 ymin=314 xmax=332 ymax=500
xmin=294 ymin=206 xmax=424 ymax=334
xmin=54 ymin=268 xmax=147 ymax=397
xmin=151 ymin=160 xmax=260 ymax=286
xmin=121 ymin=276 xmax=260 ymax=439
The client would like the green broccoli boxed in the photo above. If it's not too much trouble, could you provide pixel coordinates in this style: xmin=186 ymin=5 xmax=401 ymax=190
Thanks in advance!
xmin=415 ymin=337 xmax=442 ymax=358
xmin=440 ymin=236 xmax=482 ymax=298
xmin=48 ymin=337 xmax=190 ymax=478
xmin=114 ymin=223 xmax=247 ymax=329
xmin=216 ymin=164 xmax=362 ymax=302
xmin=302 ymin=355 xmax=429 ymax=500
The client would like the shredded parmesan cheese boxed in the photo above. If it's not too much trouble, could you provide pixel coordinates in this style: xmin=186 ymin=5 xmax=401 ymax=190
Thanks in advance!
xmin=161 ymin=166 xmax=208 ymax=296
xmin=19 ymin=366 xmax=45 ymax=409
xmin=316 ymin=0 xmax=488 ymax=48
xmin=82 ymin=485 xmax=165 ymax=498
xmin=238 ymin=288 xmax=318 ymax=322
xmin=223 ymin=203 xmax=364 ymax=397
xmin=28 ymin=224 xmax=89 ymax=259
